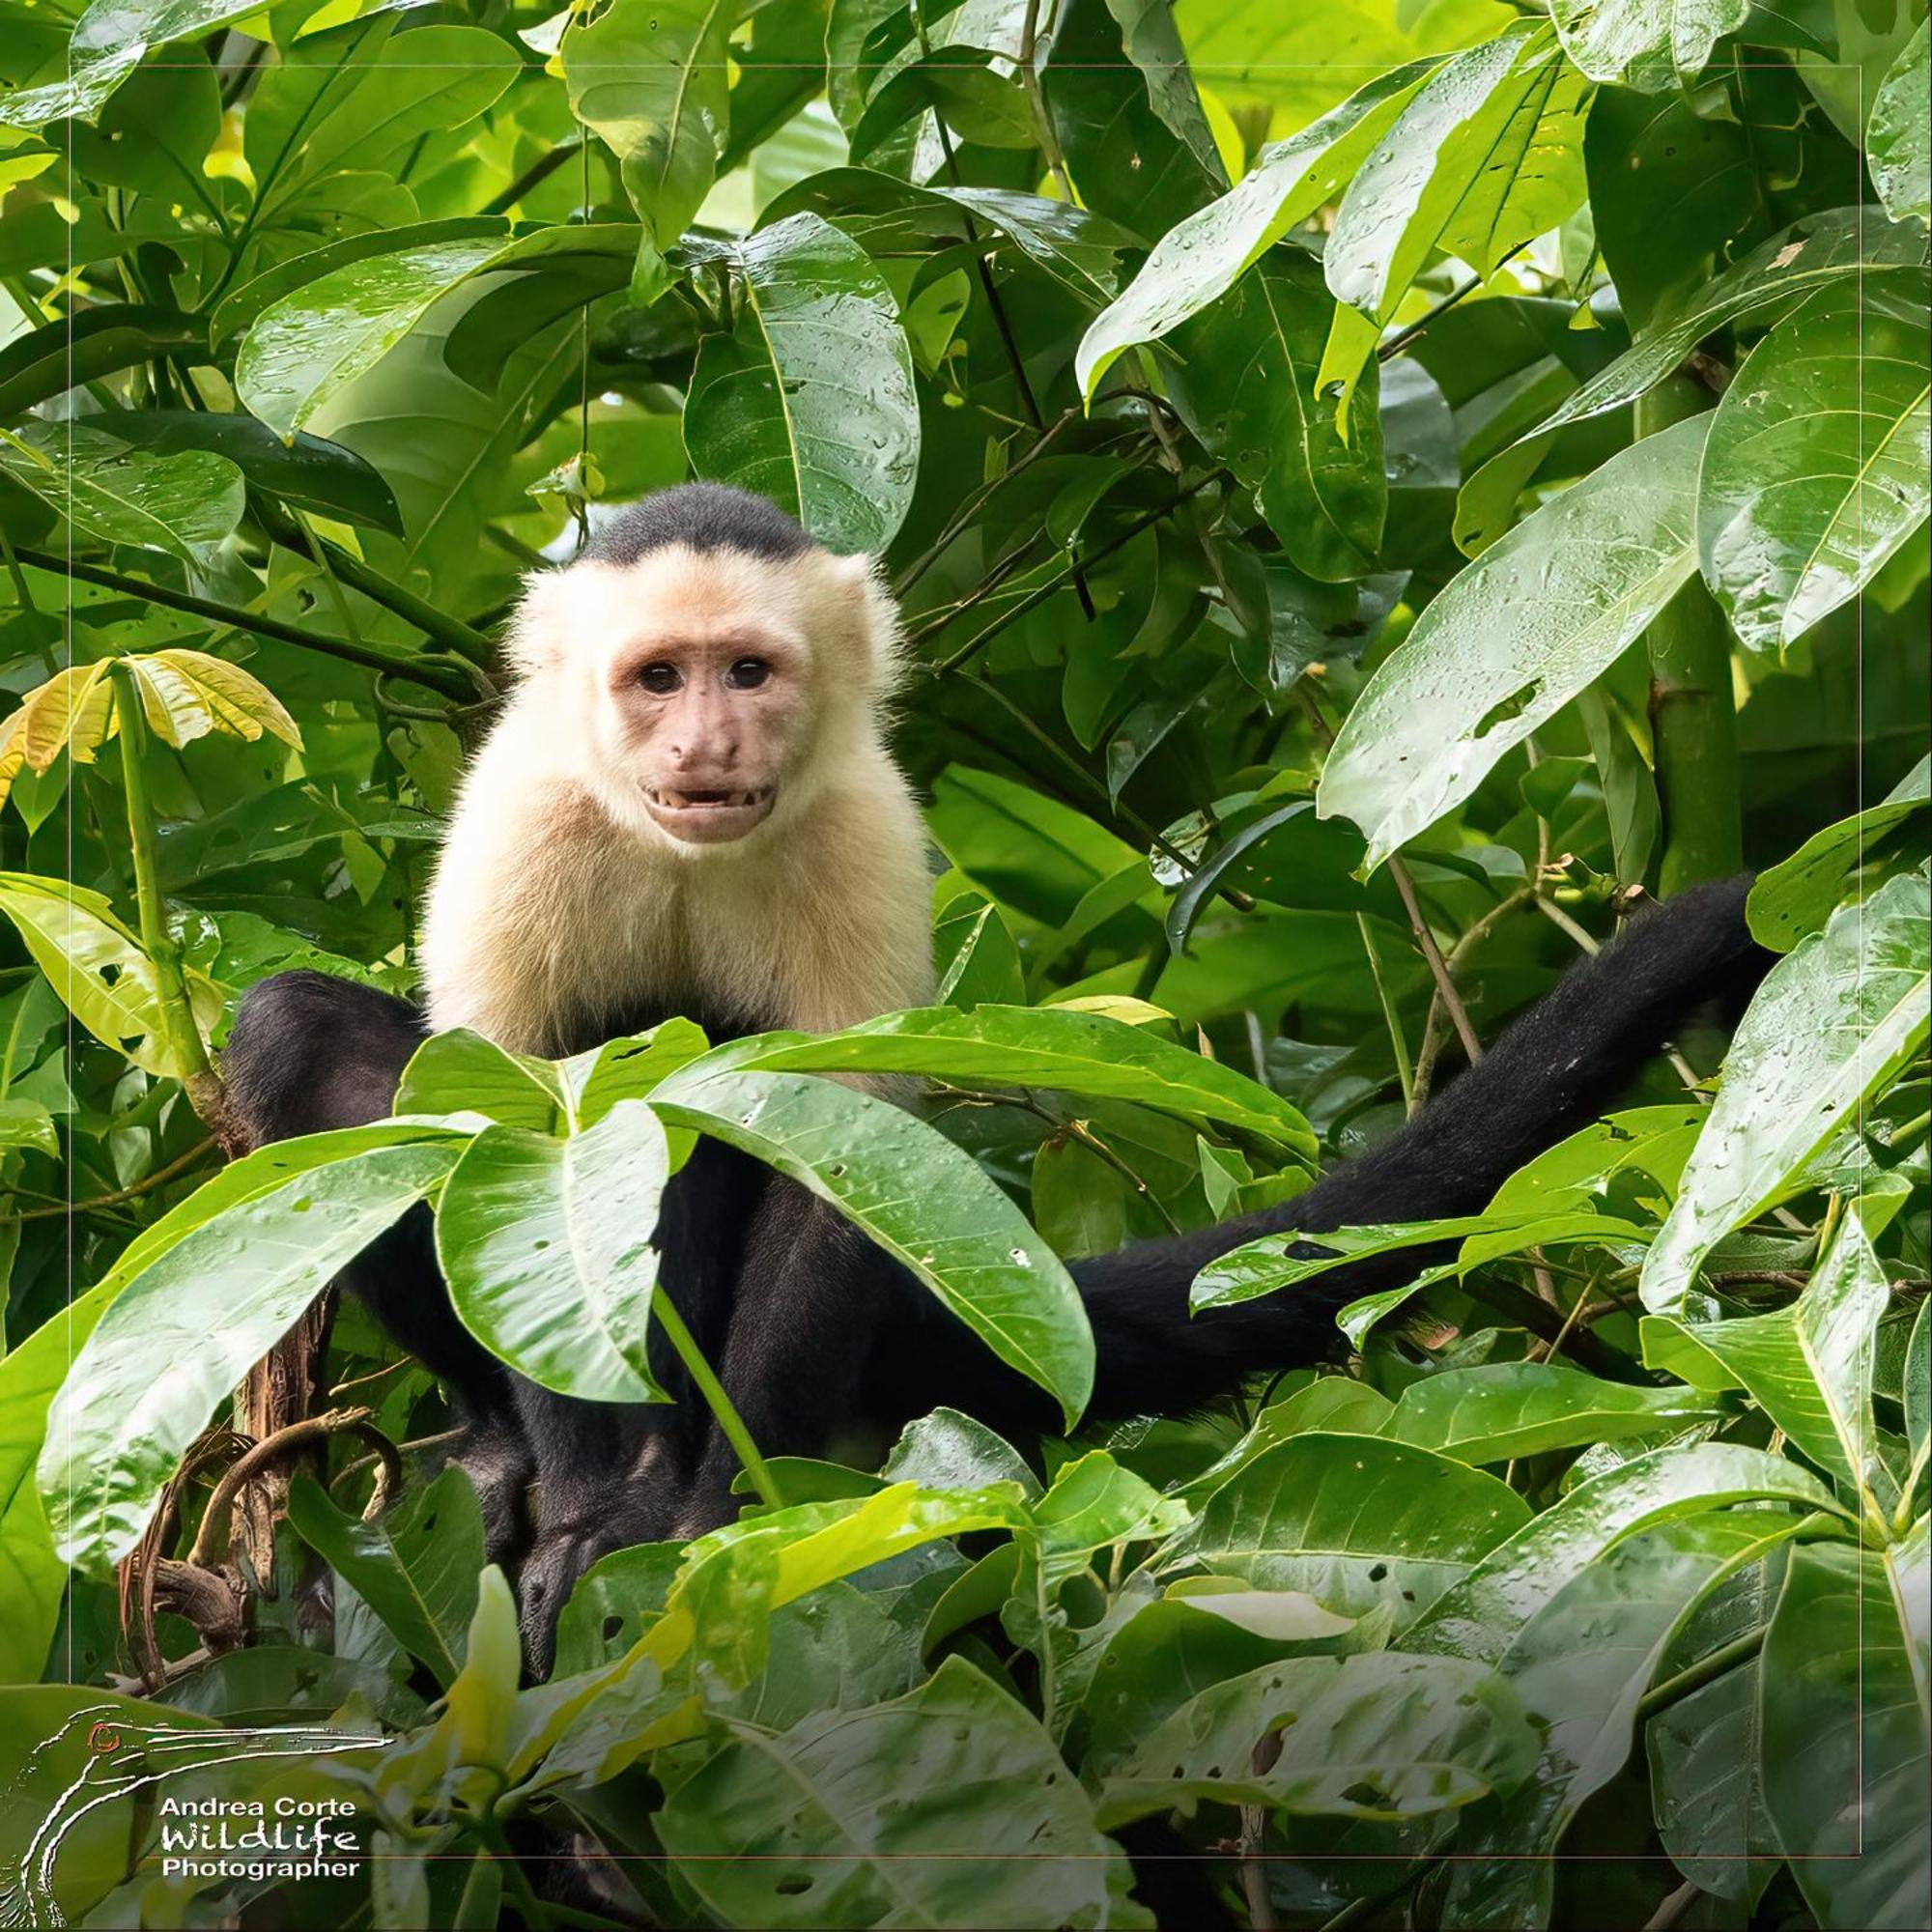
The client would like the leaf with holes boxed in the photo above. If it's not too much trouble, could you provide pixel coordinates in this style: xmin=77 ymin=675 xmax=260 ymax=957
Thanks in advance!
xmin=1317 ymin=416 xmax=1705 ymax=869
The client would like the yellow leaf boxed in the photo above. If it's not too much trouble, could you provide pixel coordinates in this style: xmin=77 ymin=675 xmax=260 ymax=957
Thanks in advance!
xmin=20 ymin=661 xmax=115 ymax=771
xmin=0 ymin=709 xmax=25 ymax=812
xmin=128 ymin=650 xmax=302 ymax=751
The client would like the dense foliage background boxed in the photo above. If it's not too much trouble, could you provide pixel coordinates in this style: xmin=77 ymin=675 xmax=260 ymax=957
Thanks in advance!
xmin=0 ymin=0 xmax=1928 ymax=1924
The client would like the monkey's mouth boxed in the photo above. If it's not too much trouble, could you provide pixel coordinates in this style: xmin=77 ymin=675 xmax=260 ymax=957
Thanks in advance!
xmin=643 ymin=782 xmax=777 ymax=842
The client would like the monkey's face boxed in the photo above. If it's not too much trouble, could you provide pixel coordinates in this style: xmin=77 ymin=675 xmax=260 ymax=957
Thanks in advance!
xmin=540 ymin=547 xmax=864 ymax=851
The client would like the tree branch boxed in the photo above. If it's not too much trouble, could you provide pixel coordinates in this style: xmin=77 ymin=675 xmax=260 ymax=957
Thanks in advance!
xmin=14 ymin=548 xmax=492 ymax=702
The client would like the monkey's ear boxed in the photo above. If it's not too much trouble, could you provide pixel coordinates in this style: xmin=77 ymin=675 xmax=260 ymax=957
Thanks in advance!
xmin=502 ymin=567 xmax=580 ymax=678
xmin=815 ymin=550 xmax=905 ymax=696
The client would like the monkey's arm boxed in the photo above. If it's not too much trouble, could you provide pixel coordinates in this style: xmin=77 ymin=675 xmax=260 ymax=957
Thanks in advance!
xmin=871 ymin=875 xmax=1771 ymax=1434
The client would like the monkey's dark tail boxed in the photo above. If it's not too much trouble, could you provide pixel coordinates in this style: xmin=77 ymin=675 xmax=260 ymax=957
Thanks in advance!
xmin=1073 ymin=873 xmax=1770 ymax=1416
xmin=887 ymin=875 xmax=1771 ymax=1433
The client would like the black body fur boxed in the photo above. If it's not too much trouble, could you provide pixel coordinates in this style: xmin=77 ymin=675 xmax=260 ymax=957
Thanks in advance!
xmin=222 ymin=876 xmax=1768 ymax=1669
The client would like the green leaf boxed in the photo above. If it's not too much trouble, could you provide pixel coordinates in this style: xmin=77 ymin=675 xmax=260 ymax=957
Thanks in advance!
xmin=1868 ymin=22 xmax=1930 ymax=227
xmin=0 ymin=420 xmax=242 ymax=559
xmin=1641 ymin=869 xmax=1931 ymax=1312
xmin=436 ymin=1101 xmax=669 ymax=1404
xmin=1760 ymin=1531 xmax=1931 ymax=1931
xmin=1528 ymin=207 xmax=1931 ymax=440
xmin=933 ymin=894 xmax=1027 ymax=1009
xmin=1406 ymin=1442 xmax=1842 ymax=1663
xmin=565 ymin=0 xmax=738 ymax=303
xmin=685 ymin=1005 xmax=1316 ymax=1156
xmin=651 ymin=1065 xmax=1094 ymax=1426
xmin=0 ymin=1289 xmax=115 ymax=1686
xmin=395 ymin=1028 xmax=571 ymax=1132
xmin=42 ymin=1127 xmax=468 ymax=1576
xmin=1162 ymin=1433 xmax=1531 ymax=1630
xmin=285 ymin=1468 xmax=484 ymax=1689
xmin=1747 ymin=754 xmax=1929 ymax=951
xmin=1448 ymin=1515 xmax=1790 ymax=1926
xmin=1327 ymin=23 xmax=1590 ymax=331
xmin=658 ymin=1656 xmax=1142 ymax=1930
xmin=1166 ymin=252 xmax=1387 ymax=581
xmin=0 ymin=873 xmax=219 ymax=1080
xmin=683 ymin=212 xmax=920 ymax=554
xmin=90 ymin=409 xmax=403 ymax=535
xmin=1316 ymin=415 xmax=1705 ymax=870
xmin=1097 ymin=1650 xmax=1538 ymax=1827
xmin=1640 ymin=1208 xmax=1893 ymax=1506
xmin=1075 ymin=61 xmax=1434 ymax=397
xmin=235 ymin=235 xmax=511 ymax=440
xmin=1698 ymin=272 xmax=1930 ymax=654
xmin=1386 ymin=1363 xmax=1722 ymax=1463
xmin=1549 ymin=0 xmax=1748 ymax=90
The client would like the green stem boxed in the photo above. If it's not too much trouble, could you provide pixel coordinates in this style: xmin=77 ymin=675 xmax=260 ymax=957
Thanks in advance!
xmin=1357 ymin=914 xmax=1415 ymax=1114
xmin=14 ymin=547 xmax=490 ymax=702
xmin=1636 ymin=377 xmax=1742 ymax=895
xmin=112 ymin=665 xmax=216 ymax=1102
xmin=650 ymin=1291 xmax=786 ymax=1510
xmin=1635 ymin=1624 xmax=1766 ymax=1722
xmin=253 ymin=500 xmax=496 ymax=667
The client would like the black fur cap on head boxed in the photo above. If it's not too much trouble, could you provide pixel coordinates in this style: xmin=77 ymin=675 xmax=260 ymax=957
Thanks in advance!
xmin=579 ymin=483 xmax=817 ymax=568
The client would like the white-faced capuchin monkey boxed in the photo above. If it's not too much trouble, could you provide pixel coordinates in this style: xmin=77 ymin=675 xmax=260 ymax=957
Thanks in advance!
xmin=224 ymin=483 xmax=1770 ymax=1673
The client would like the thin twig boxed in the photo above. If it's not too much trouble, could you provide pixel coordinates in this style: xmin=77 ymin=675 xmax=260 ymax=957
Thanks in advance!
xmin=5 ymin=1137 xmax=215 ymax=1222
xmin=1388 ymin=857 xmax=1482 ymax=1064
xmin=14 ymin=547 xmax=489 ymax=701
xmin=925 ymin=473 xmax=1219 ymax=673
xmin=188 ymin=1407 xmax=402 ymax=1566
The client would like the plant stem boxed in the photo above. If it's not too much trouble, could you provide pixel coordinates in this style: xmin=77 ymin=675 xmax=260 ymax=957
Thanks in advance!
xmin=112 ymin=665 xmax=219 ymax=1111
xmin=1635 ymin=377 xmax=1741 ymax=895
xmin=254 ymin=500 xmax=496 ymax=667
xmin=1635 ymin=1625 xmax=1766 ymax=1722
xmin=1388 ymin=857 xmax=1482 ymax=1064
xmin=18 ymin=548 xmax=489 ymax=701
xmin=1357 ymin=914 xmax=1415 ymax=1113
xmin=649 ymin=1291 xmax=786 ymax=1510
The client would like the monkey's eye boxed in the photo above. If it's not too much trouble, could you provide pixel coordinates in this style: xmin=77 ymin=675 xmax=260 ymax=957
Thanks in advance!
xmin=724 ymin=657 xmax=771 ymax=691
xmin=638 ymin=663 xmax=683 ymax=695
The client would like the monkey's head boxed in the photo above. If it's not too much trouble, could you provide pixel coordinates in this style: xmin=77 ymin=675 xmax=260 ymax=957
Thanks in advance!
xmin=507 ymin=485 xmax=901 ymax=852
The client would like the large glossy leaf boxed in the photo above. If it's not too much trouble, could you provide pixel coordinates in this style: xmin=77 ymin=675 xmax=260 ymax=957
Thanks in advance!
xmin=0 ymin=1288 xmax=114 ymax=1685
xmin=285 ymin=1469 xmax=483 ymax=1689
xmin=395 ymin=1028 xmax=570 ymax=1133
xmin=437 ymin=1101 xmax=669 ymax=1404
xmin=1529 ymin=208 xmax=1931 ymax=440
xmin=1166 ymin=252 xmax=1386 ymax=581
xmin=89 ymin=409 xmax=402 ymax=534
xmin=1549 ymin=0 xmax=1747 ymax=90
xmin=658 ymin=1657 xmax=1140 ymax=1930
xmin=1162 ymin=1433 xmax=1531 ymax=1630
xmin=1747 ymin=754 xmax=1929 ymax=950
xmin=1386 ymin=1364 xmax=1722 ymax=1464
xmin=683 ymin=1005 xmax=1315 ymax=1156
xmin=1699 ymin=273 xmax=1930 ymax=654
xmin=1097 ymin=1650 xmax=1538 ymax=1827
xmin=0 ymin=873 xmax=219 ymax=1079
xmin=42 ymin=1128 xmax=469 ymax=1576
xmin=1868 ymin=22 xmax=1930 ymax=227
xmin=1075 ymin=61 xmax=1434 ymax=396
xmin=1446 ymin=1515 xmax=1789 ymax=1928
xmin=565 ymin=0 xmax=737 ymax=303
xmin=1327 ymin=24 xmax=1589 ymax=336
xmin=1317 ymin=415 xmax=1705 ymax=869
xmin=1641 ymin=869 xmax=1931 ymax=1312
xmin=683 ymin=213 xmax=920 ymax=554
xmin=1760 ymin=1532 xmax=1931 ymax=1931
xmin=0 ymin=420 xmax=242 ymax=559
xmin=235 ymin=236 xmax=511 ymax=440
xmin=1406 ymin=1442 xmax=1842 ymax=1664
xmin=1641 ymin=1208 xmax=1893 ymax=1507
xmin=650 ymin=1065 xmax=1094 ymax=1426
